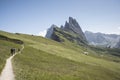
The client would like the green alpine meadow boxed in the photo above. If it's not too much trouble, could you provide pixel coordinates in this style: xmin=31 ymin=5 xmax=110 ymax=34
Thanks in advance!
xmin=0 ymin=29 xmax=120 ymax=80
xmin=0 ymin=1 xmax=120 ymax=79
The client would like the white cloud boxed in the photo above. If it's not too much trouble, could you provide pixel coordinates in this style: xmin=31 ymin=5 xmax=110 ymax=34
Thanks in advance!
xmin=38 ymin=30 xmax=47 ymax=37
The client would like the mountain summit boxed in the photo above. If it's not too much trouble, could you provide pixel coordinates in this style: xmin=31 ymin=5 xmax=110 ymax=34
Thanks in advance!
xmin=64 ymin=17 xmax=84 ymax=34
xmin=63 ymin=17 xmax=87 ymax=42
xmin=45 ymin=17 xmax=87 ymax=45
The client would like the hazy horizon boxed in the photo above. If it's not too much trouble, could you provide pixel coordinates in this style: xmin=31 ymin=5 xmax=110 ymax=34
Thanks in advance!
xmin=0 ymin=0 xmax=120 ymax=36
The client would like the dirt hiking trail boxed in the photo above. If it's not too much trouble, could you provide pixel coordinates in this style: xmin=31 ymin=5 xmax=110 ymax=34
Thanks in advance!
xmin=0 ymin=45 xmax=24 ymax=80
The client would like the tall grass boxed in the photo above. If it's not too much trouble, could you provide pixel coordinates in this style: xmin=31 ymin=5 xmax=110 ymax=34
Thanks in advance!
xmin=13 ymin=46 xmax=120 ymax=80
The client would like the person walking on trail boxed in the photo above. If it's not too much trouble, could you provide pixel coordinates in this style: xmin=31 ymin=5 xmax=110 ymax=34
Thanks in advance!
xmin=10 ymin=48 xmax=15 ymax=55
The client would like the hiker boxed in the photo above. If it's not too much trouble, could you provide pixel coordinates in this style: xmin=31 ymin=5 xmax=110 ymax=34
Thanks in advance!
xmin=10 ymin=48 xmax=13 ymax=55
xmin=10 ymin=48 xmax=15 ymax=55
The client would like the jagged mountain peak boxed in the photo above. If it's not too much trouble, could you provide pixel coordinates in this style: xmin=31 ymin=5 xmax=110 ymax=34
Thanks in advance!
xmin=63 ymin=17 xmax=83 ymax=33
xmin=68 ymin=17 xmax=79 ymax=26
xmin=64 ymin=17 xmax=81 ymax=30
xmin=45 ymin=24 xmax=58 ymax=38
xmin=69 ymin=17 xmax=76 ymax=23
xmin=63 ymin=17 xmax=87 ymax=42
xmin=45 ymin=17 xmax=87 ymax=45
xmin=51 ymin=24 xmax=58 ymax=27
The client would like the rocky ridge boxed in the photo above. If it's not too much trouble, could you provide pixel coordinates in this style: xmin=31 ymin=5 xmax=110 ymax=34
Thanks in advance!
xmin=85 ymin=31 xmax=120 ymax=48
xmin=45 ymin=17 xmax=87 ymax=45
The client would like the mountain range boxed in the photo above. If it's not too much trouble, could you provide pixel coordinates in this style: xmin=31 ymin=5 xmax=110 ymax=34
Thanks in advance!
xmin=0 ymin=17 xmax=120 ymax=80
xmin=85 ymin=31 xmax=120 ymax=48
xmin=45 ymin=17 xmax=120 ymax=48
xmin=46 ymin=17 xmax=87 ymax=45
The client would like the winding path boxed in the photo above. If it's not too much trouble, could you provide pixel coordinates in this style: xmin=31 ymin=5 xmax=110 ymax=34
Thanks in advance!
xmin=0 ymin=55 xmax=15 ymax=80
xmin=0 ymin=45 xmax=24 ymax=80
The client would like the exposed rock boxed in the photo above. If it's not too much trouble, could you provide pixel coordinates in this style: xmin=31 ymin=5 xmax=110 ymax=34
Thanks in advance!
xmin=115 ymin=40 xmax=120 ymax=48
xmin=45 ymin=24 xmax=57 ymax=38
xmin=85 ymin=31 xmax=120 ymax=48
xmin=63 ymin=17 xmax=87 ymax=42
xmin=45 ymin=17 xmax=88 ymax=45
xmin=60 ymin=25 xmax=64 ymax=29
xmin=50 ymin=27 xmax=64 ymax=42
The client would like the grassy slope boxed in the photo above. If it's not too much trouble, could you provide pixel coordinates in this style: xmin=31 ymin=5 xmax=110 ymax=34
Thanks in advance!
xmin=13 ymin=46 xmax=120 ymax=80
xmin=0 ymin=30 xmax=120 ymax=80
xmin=0 ymin=40 xmax=21 ymax=73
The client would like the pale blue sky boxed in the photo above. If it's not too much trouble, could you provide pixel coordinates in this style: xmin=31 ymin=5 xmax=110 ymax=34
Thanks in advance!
xmin=0 ymin=0 xmax=120 ymax=35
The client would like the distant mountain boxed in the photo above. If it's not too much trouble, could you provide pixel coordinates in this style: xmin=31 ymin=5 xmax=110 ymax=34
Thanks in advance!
xmin=62 ymin=17 xmax=87 ymax=42
xmin=1 ymin=26 xmax=120 ymax=80
xmin=45 ymin=24 xmax=57 ymax=38
xmin=45 ymin=17 xmax=87 ymax=45
xmin=85 ymin=31 xmax=120 ymax=48
xmin=115 ymin=39 xmax=120 ymax=48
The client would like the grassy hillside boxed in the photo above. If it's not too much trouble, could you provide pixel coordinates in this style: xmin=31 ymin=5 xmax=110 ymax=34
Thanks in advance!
xmin=0 ymin=34 xmax=23 ymax=44
xmin=0 ymin=39 xmax=21 ymax=73
xmin=0 ymin=30 xmax=120 ymax=80
xmin=13 ymin=46 xmax=120 ymax=80
xmin=51 ymin=27 xmax=87 ymax=45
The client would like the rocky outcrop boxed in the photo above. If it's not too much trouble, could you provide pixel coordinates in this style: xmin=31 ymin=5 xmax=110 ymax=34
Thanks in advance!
xmin=45 ymin=17 xmax=88 ymax=45
xmin=45 ymin=24 xmax=57 ymax=38
xmin=63 ymin=17 xmax=87 ymax=42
